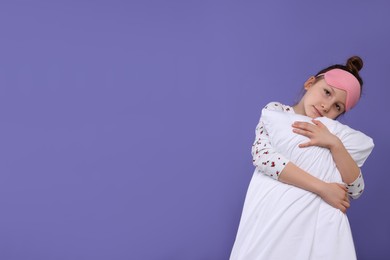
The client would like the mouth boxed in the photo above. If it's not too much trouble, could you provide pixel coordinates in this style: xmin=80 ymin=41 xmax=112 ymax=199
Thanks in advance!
xmin=313 ymin=106 xmax=323 ymax=117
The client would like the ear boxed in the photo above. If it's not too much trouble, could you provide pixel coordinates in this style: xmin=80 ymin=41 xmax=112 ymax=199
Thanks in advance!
xmin=304 ymin=76 xmax=316 ymax=90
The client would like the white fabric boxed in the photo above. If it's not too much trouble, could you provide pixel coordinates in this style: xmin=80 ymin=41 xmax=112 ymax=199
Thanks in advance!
xmin=263 ymin=110 xmax=374 ymax=170
xmin=230 ymin=110 xmax=374 ymax=260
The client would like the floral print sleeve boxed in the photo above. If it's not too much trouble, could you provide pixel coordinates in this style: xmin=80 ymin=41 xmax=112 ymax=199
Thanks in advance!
xmin=251 ymin=102 xmax=293 ymax=180
xmin=346 ymin=172 xmax=364 ymax=199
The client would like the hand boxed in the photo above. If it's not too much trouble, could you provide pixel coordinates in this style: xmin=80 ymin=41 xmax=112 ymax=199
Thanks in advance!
xmin=292 ymin=119 xmax=340 ymax=149
xmin=318 ymin=182 xmax=350 ymax=213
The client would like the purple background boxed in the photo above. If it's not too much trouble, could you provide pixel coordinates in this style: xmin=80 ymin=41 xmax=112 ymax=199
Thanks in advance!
xmin=0 ymin=1 xmax=389 ymax=259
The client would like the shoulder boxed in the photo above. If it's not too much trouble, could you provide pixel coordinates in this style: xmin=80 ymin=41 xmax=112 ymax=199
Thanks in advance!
xmin=264 ymin=101 xmax=293 ymax=113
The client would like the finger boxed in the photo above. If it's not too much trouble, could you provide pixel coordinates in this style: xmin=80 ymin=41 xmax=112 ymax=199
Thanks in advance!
xmin=314 ymin=120 xmax=329 ymax=131
xmin=292 ymin=127 xmax=313 ymax=137
xmin=312 ymin=119 xmax=324 ymax=127
xmin=292 ymin=121 xmax=312 ymax=130
xmin=298 ymin=142 xmax=313 ymax=148
xmin=336 ymin=183 xmax=347 ymax=191
xmin=342 ymin=200 xmax=350 ymax=208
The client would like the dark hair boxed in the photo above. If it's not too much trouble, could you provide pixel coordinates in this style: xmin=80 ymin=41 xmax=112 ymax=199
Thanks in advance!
xmin=314 ymin=56 xmax=364 ymax=96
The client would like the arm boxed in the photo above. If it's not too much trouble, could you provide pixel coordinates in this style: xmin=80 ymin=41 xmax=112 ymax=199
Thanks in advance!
xmin=329 ymin=138 xmax=360 ymax=183
xmin=252 ymin=102 xmax=291 ymax=180
xmin=278 ymin=163 xmax=350 ymax=213
xmin=329 ymin=138 xmax=364 ymax=199
xmin=252 ymin=102 xmax=349 ymax=212
xmin=292 ymin=119 xmax=364 ymax=199
xmin=253 ymin=102 xmax=350 ymax=212
xmin=254 ymin=120 xmax=350 ymax=212
xmin=252 ymin=120 xmax=289 ymax=179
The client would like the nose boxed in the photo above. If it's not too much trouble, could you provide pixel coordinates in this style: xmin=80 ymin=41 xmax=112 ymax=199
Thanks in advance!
xmin=321 ymin=103 xmax=329 ymax=113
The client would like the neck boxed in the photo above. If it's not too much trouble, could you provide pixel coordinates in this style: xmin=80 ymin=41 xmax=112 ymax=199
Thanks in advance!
xmin=292 ymin=102 xmax=304 ymax=115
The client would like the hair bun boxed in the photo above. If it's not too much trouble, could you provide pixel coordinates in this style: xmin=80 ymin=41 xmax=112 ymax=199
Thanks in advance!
xmin=346 ymin=56 xmax=363 ymax=73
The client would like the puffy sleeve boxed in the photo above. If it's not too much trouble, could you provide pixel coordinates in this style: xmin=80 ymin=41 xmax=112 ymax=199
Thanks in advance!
xmin=251 ymin=102 xmax=291 ymax=180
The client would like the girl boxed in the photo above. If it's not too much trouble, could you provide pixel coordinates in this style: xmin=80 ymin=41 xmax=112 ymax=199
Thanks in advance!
xmin=230 ymin=56 xmax=374 ymax=260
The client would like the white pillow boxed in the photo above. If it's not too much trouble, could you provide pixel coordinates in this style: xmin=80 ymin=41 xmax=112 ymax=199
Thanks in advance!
xmin=261 ymin=109 xmax=374 ymax=170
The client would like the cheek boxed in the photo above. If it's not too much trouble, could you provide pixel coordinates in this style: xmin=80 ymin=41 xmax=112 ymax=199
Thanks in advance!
xmin=315 ymin=90 xmax=325 ymax=98
xmin=330 ymin=111 xmax=341 ymax=119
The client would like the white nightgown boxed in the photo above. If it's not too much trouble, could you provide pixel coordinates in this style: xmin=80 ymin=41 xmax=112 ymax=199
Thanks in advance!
xmin=230 ymin=102 xmax=370 ymax=260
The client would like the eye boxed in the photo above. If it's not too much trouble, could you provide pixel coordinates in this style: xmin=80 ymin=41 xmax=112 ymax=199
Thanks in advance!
xmin=335 ymin=103 xmax=344 ymax=112
xmin=324 ymin=89 xmax=331 ymax=96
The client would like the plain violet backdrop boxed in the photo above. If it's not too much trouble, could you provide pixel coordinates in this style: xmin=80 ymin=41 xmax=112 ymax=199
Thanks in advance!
xmin=0 ymin=1 xmax=389 ymax=259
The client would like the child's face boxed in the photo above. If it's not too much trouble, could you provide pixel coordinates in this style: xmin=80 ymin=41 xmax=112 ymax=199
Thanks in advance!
xmin=298 ymin=77 xmax=347 ymax=119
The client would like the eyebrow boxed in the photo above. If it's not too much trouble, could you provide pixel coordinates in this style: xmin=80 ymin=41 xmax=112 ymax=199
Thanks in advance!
xmin=329 ymin=86 xmax=346 ymax=110
xmin=329 ymin=86 xmax=336 ymax=95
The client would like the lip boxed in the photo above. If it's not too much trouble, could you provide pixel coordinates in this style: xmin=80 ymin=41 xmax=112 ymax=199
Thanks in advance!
xmin=313 ymin=106 xmax=323 ymax=117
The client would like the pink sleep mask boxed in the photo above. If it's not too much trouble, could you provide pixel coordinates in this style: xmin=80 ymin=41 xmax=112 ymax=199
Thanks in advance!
xmin=322 ymin=68 xmax=361 ymax=112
